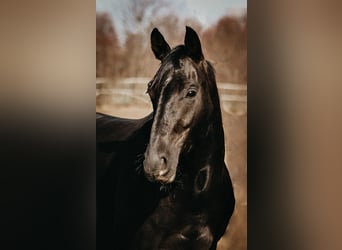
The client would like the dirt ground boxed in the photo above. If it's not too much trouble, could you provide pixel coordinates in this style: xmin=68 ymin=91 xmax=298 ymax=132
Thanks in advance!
xmin=219 ymin=112 xmax=247 ymax=250
xmin=96 ymin=103 xmax=247 ymax=250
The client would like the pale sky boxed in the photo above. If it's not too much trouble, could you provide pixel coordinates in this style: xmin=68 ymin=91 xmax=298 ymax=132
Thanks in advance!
xmin=182 ymin=0 xmax=247 ymax=24
xmin=96 ymin=0 xmax=247 ymax=43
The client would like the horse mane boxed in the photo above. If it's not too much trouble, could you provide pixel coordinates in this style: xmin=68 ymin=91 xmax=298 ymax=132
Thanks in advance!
xmin=199 ymin=60 xmax=226 ymax=160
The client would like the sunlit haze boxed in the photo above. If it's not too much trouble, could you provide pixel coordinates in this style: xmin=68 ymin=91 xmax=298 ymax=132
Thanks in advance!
xmin=96 ymin=0 xmax=246 ymax=43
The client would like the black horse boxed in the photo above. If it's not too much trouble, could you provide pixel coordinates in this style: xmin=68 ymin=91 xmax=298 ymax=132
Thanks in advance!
xmin=96 ymin=27 xmax=235 ymax=250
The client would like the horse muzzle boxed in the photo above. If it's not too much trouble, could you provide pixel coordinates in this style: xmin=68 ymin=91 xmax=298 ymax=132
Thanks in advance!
xmin=143 ymin=152 xmax=177 ymax=184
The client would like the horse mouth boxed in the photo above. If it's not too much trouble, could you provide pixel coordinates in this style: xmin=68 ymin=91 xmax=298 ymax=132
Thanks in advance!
xmin=143 ymin=165 xmax=176 ymax=184
xmin=154 ymin=173 xmax=176 ymax=184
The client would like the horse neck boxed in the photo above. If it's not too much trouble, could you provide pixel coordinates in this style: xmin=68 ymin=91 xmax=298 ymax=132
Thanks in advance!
xmin=193 ymin=108 xmax=225 ymax=165
xmin=177 ymin=112 xmax=225 ymax=194
xmin=186 ymin=77 xmax=225 ymax=173
xmin=199 ymin=62 xmax=225 ymax=164
xmin=202 ymin=73 xmax=225 ymax=162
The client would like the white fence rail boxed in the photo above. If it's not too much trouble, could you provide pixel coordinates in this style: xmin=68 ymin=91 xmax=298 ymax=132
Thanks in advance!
xmin=96 ymin=78 xmax=247 ymax=115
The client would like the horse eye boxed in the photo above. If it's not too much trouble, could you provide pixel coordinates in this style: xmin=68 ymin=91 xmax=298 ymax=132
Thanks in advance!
xmin=186 ymin=89 xmax=197 ymax=98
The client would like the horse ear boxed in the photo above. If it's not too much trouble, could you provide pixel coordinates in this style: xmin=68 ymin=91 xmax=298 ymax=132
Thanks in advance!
xmin=151 ymin=28 xmax=171 ymax=61
xmin=184 ymin=26 xmax=204 ymax=62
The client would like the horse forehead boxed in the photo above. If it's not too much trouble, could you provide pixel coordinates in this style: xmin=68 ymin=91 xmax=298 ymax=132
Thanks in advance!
xmin=176 ymin=59 xmax=198 ymax=81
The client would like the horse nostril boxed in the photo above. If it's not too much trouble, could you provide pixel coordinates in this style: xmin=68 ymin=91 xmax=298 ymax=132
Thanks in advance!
xmin=158 ymin=156 xmax=169 ymax=177
xmin=161 ymin=156 xmax=167 ymax=165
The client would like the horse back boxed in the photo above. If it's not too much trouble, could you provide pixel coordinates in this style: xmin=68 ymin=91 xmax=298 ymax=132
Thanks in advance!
xmin=96 ymin=112 xmax=153 ymax=179
xmin=96 ymin=112 xmax=153 ymax=144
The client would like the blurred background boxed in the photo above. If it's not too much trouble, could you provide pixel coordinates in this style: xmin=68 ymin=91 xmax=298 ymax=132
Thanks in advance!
xmin=2 ymin=1 xmax=342 ymax=250
xmin=96 ymin=0 xmax=246 ymax=249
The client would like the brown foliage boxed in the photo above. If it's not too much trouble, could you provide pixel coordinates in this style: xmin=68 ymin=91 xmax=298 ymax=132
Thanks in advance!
xmin=120 ymin=32 xmax=156 ymax=77
xmin=96 ymin=11 xmax=246 ymax=84
xmin=96 ymin=12 xmax=121 ymax=78
xmin=202 ymin=14 xmax=247 ymax=83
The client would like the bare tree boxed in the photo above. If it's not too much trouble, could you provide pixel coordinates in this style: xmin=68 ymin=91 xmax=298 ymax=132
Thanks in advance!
xmin=122 ymin=0 xmax=170 ymax=35
xmin=120 ymin=0 xmax=176 ymax=77
xmin=96 ymin=12 xmax=121 ymax=78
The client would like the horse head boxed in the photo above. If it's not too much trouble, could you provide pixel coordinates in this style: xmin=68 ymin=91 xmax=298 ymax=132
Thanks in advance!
xmin=144 ymin=27 xmax=220 ymax=184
